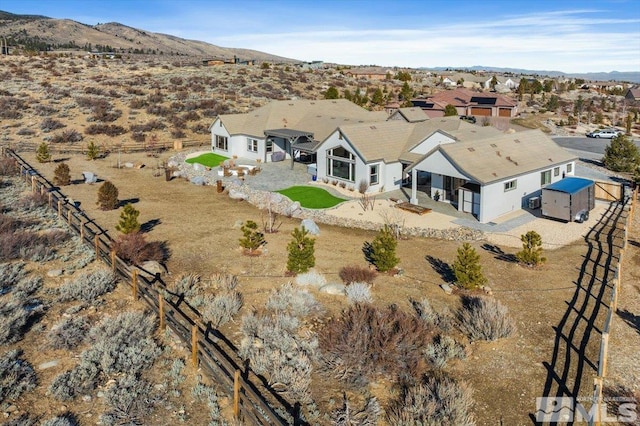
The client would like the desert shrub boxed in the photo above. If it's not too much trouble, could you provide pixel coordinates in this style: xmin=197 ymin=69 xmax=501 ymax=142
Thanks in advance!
xmin=457 ymin=296 xmax=515 ymax=341
xmin=0 ymin=228 xmax=67 ymax=262
xmin=331 ymin=394 xmax=381 ymax=426
xmin=16 ymin=127 xmax=36 ymax=136
xmin=40 ymin=118 xmax=66 ymax=132
xmin=131 ymin=131 xmax=146 ymax=142
xmin=424 ymin=335 xmax=467 ymax=368
xmin=12 ymin=276 xmax=42 ymax=300
xmin=57 ymin=268 xmax=117 ymax=303
xmin=410 ymin=298 xmax=452 ymax=331
xmin=0 ymin=157 xmax=18 ymax=175
xmin=84 ymin=124 xmax=126 ymax=136
xmin=201 ymin=291 xmax=243 ymax=328
xmin=239 ymin=311 xmax=317 ymax=402
xmin=516 ymin=230 xmax=546 ymax=267
xmin=54 ymin=162 xmax=71 ymax=186
xmin=182 ymin=110 xmax=200 ymax=121
xmin=100 ymin=375 xmax=155 ymax=426
xmin=294 ymin=269 xmax=327 ymax=288
xmin=33 ymin=103 xmax=59 ymax=116
xmin=318 ymin=304 xmax=433 ymax=385
xmin=129 ymin=98 xmax=148 ymax=109
xmin=3 ymin=414 xmax=37 ymax=426
xmin=0 ymin=349 xmax=37 ymax=403
xmin=192 ymin=380 xmax=225 ymax=424
xmin=0 ymin=298 xmax=37 ymax=344
xmin=364 ymin=225 xmax=399 ymax=272
xmin=47 ymin=316 xmax=90 ymax=349
xmin=50 ymin=311 xmax=160 ymax=400
xmin=36 ymin=142 xmax=51 ymax=163
xmin=345 ymin=282 xmax=373 ymax=304
xmin=51 ymin=129 xmax=83 ymax=144
xmin=452 ymin=243 xmax=487 ymax=290
xmin=112 ymin=232 xmax=169 ymax=265
xmin=286 ymin=227 xmax=315 ymax=274
xmin=167 ymin=273 xmax=201 ymax=300
xmin=130 ymin=120 xmax=165 ymax=132
xmin=0 ymin=262 xmax=26 ymax=290
xmin=116 ymin=203 xmax=141 ymax=234
xmin=190 ymin=122 xmax=209 ymax=134
xmin=97 ymin=181 xmax=119 ymax=210
xmin=91 ymin=107 xmax=122 ymax=123
xmin=145 ymin=104 xmax=171 ymax=116
xmin=41 ymin=413 xmax=79 ymax=426
xmin=170 ymin=128 xmax=186 ymax=138
xmin=16 ymin=191 xmax=48 ymax=210
xmin=239 ymin=220 xmax=265 ymax=254
xmin=386 ymin=375 xmax=475 ymax=425
xmin=265 ymin=283 xmax=321 ymax=317
xmin=339 ymin=265 xmax=377 ymax=285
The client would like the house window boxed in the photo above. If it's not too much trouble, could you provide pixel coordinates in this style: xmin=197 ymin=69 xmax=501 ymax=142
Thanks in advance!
xmin=247 ymin=138 xmax=258 ymax=152
xmin=370 ymin=165 xmax=379 ymax=185
xmin=554 ymin=167 xmax=560 ymax=177
xmin=215 ymin=135 xmax=228 ymax=151
xmin=541 ymin=170 xmax=551 ymax=186
xmin=266 ymin=139 xmax=273 ymax=153
xmin=326 ymin=146 xmax=356 ymax=182
xmin=567 ymin=163 xmax=573 ymax=174
xmin=504 ymin=179 xmax=517 ymax=192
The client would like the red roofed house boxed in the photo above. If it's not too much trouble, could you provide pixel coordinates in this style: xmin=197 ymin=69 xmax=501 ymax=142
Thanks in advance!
xmin=411 ymin=88 xmax=518 ymax=118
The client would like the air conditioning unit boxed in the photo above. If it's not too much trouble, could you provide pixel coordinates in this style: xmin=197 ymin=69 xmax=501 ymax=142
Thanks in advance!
xmin=528 ymin=197 xmax=541 ymax=209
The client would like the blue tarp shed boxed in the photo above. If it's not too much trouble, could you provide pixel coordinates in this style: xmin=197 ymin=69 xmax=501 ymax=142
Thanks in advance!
xmin=542 ymin=177 xmax=595 ymax=222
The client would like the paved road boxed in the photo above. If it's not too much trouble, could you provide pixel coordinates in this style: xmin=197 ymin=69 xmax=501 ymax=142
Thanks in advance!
xmin=553 ymin=136 xmax=640 ymax=156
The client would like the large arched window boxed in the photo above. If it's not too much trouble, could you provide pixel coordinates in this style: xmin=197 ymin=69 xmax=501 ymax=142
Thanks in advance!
xmin=326 ymin=146 xmax=355 ymax=182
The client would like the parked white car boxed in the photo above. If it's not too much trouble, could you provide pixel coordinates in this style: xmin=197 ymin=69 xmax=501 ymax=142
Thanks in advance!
xmin=585 ymin=129 xmax=622 ymax=139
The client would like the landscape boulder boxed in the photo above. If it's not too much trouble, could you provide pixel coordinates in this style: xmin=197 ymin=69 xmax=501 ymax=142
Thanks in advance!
xmin=135 ymin=261 xmax=168 ymax=279
xmin=319 ymin=283 xmax=346 ymax=295
xmin=286 ymin=201 xmax=302 ymax=216
xmin=190 ymin=176 xmax=205 ymax=185
xmin=229 ymin=189 xmax=246 ymax=200
xmin=301 ymin=218 xmax=320 ymax=235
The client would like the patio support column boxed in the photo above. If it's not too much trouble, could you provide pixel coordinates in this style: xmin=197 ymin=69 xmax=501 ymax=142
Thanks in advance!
xmin=410 ymin=168 xmax=418 ymax=204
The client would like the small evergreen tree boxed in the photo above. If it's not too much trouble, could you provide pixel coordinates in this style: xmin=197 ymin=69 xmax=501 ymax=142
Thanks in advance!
xmin=86 ymin=140 xmax=100 ymax=160
xmin=444 ymin=104 xmax=458 ymax=116
xmin=371 ymin=87 xmax=384 ymax=105
xmin=603 ymin=134 xmax=640 ymax=172
xmin=516 ymin=230 xmax=546 ymax=267
xmin=239 ymin=220 xmax=265 ymax=254
xmin=116 ymin=203 xmax=141 ymax=234
xmin=53 ymin=162 xmax=70 ymax=186
xmin=452 ymin=242 xmax=487 ymax=290
xmin=367 ymin=225 xmax=399 ymax=272
xmin=36 ymin=142 xmax=51 ymax=163
xmin=286 ymin=227 xmax=316 ymax=274
xmin=97 ymin=181 xmax=119 ymax=210
xmin=324 ymin=86 xmax=339 ymax=100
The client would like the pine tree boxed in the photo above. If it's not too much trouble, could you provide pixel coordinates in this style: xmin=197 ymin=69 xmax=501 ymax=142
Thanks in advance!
xmin=324 ymin=86 xmax=339 ymax=100
xmin=367 ymin=225 xmax=399 ymax=273
xmin=516 ymin=230 xmax=546 ymax=267
xmin=444 ymin=104 xmax=457 ymax=116
xmin=36 ymin=142 xmax=51 ymax=163
xmin=239 ymin=220 xmax=265 ymax=254
xmin=286 ymin=227 xmax=316 ymax=274
xmin=86 ymin=140 xmax=100 ymax=160
xmin=452 ymin=242 xmax=487 ymax=290
xmin=603 ymin=134 xmax=640 ymax=172
xmin=97 ymin=181 xmax=119 ymax=210
xmin=53 ymin=162 xmax=70 ymax=186
xmin=116 ymin=203 xmax=141 ymax=234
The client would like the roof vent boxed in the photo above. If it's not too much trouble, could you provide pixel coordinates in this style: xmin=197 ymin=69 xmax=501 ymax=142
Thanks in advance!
xmin=548 ymin=158 xmax=553 ymax=162
xmin=467 ymin=147 xmax=475 ymax=152
xmin=514 ymin=139 xmax=520 ymax=143
xmin=492 ymin=172 xmax=498 ymax=177
xmin=490 ymin=143 xmax=497 ymax=148
xmin=288 ymin=103 xmax=294 ymax=106
xmin=370 ymin=125 xmax=377 ymax=129
xmin=496 ymin=151 xmax=501 ymax=156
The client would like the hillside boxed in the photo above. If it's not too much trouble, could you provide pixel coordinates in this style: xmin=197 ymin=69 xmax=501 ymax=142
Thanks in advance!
xmin=0 ymin=10 xmax=296 ymax=62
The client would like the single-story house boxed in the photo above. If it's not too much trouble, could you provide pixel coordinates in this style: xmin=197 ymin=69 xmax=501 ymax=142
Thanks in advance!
xmin=412 ymin=88 xmax=518 ymax=118
xmin=625 ymin=87 xmax=640 ymax=102
xmin=210 ymin=99 xmax=575 ymax=223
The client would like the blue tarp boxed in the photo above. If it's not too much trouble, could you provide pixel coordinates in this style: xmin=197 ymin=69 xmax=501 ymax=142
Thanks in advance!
xmin=544 ymin=177 xmax=594 ymax=194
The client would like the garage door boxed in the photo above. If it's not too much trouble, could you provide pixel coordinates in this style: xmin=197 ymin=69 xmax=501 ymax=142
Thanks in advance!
xmin=470 ymin=107 xmax=491 ymax=116
xmin=499 ymin=108 xmax=512 ymax=117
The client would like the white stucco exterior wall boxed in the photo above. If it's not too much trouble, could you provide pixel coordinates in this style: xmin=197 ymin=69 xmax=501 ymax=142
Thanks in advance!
xmin=409 ymin=132 xmax=456 ymax=155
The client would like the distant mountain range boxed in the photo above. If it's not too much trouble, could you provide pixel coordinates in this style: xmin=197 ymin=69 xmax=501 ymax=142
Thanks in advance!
xmin=0 ymin=10 xmax=295 ymax=62
xmin=1 ymin=10 xmax=638 ymax=83
xmin=427 ymin=66 xmax=640 ymax=84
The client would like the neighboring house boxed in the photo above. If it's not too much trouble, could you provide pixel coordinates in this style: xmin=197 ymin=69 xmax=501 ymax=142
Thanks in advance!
xmin=344 ymin=68 xmax=389 ymax=80
xmin=299 ymin=61 xmax=324 ymax=70
xmin=210 ymin=99 xmax=575 ymax=223
xmin=483 ymin=76 xmax=519 ymax=90
xmin=411 ymin=88 xmax=518 ymax=118
xmin=405 ymin=130 xmax=576 ymax=223
xmin=625 ymin=87 xmax=640 ymax=102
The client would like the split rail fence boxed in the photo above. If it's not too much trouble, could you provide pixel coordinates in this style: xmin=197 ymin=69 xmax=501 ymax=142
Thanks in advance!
xmin=5 ymin=139 xmax=207 ymax=155
xmin=590 ymin=185 xmax=637 ymax=426
xmin=2 ymin=148 xmax=292 ymax=426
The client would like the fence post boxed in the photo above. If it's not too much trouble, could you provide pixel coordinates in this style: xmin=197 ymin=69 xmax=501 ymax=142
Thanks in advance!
xmin=94 ymin=235 xmax=99 ymax=255
xmin=158 ymin=294 xmax=165 ymax=330
xmin=57 ymin=200 xmax=62 ymax=217
xmin=233 ymin=370 xmax=241 ymax=418
xmin=67 ymin=210 xmax=72 ymax=226
xmin=48 ymin=192 xmax=52 ymax=207
xmin=40 ymin=185 xmax=45 ymax=196
xmin=191 ymin=325 xmax=198 ymax=368
xmin=80 ymin=222 xmax=84 ymax=241
xmin=31 ymin=175 xmax=36 ymax=192
xmin=132 ymin=269 xmax=138 ymax=300
xmin=110 ymin=250 xmax=116 ymax=272
xmin=600 ymin=333 xmax=609 ymax=378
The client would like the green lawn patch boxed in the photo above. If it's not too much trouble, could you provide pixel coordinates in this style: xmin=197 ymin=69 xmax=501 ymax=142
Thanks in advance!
xmin=277 ymin=186 xmax=346 ymax=209
xmin=185 ymin=153 xmax=229 ymax=168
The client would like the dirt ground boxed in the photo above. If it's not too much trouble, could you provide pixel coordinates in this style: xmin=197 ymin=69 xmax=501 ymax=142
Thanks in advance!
xmin=14 ymin=148 xmax=637 ymax=425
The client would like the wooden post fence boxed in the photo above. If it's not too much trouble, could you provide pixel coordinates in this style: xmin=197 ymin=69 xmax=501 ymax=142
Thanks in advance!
xmin=31 ymin=175 xmax=35 ymax=192
xmin=158 ymin=294 xmax=165 ymax=330
xmin=191 ymin=325 xmax=198 ymax=367
xmin=80 ymin=222 xmax=84 ymax=241
xmin=57 ymin=200 xmax=62 ymax=217
xmin=48 ymin=192 xmax=52 ymax=207
xmin=94 ymin=235 xmax=99 ymax=254
xmin=132 ymin=269 xmax=138 ymax=300
xmin=234 ymin=369 xmax=241 ymax=418
xmin=67 ymin=210 xmax=72 ymax=226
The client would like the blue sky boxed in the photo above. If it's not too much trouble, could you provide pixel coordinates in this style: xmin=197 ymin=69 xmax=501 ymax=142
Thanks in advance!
xmin=2 ymin=0 xmax=639 ymax=73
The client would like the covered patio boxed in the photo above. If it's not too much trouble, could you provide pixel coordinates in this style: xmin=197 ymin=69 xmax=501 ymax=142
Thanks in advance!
xmin=264 ymin=128 xmax=318 ymax=169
